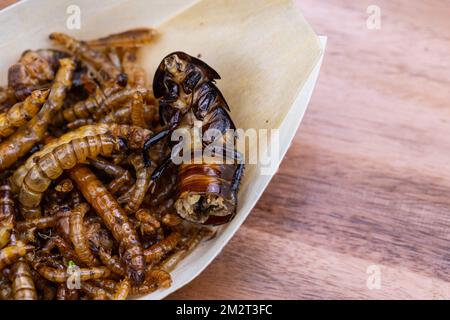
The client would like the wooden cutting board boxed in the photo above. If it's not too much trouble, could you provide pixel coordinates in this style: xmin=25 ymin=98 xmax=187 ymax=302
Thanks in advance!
xmin=1 ymin=0 xmax=449 ymax=299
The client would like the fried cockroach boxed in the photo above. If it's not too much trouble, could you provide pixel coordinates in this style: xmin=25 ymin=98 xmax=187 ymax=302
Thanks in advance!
xmin=69 ymin=203 xmax=100 ymax=267
xmin=10 ymin=260 xmax=37 ymax=300
xmin=69 ymin=165 xmax=145 ymax=284
xmin=143 ymin=52 xmax=244 ymax=225
xmin=0 ymin=58 xmax=75 ymax=172
xmin=0 ymin=89 xmax=49 ymax=138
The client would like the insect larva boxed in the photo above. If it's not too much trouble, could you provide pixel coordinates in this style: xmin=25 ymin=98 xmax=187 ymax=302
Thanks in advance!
xmin=0 ymin=223 xmax=13 ymax=249
xmin=112 ymin=279 xmax=130 ymax=300
xmin=69 ymin=165 xmax=145 ymax=284
xmin=143 ymin=231 xmax=181 ymax=264
xmin=130 ymin=269 xmax=171 ymax=295
xmin=49 ymin=32 xmax=124 ymax=86
xmin=159 ymin=229 xmax=210 ymax=272
xmin=91 ymin=279 xmax=118 ymax=293
xmin=11 ymin=260 xmax=37 ymax=300
xmin=121 ymin=155 xmax=153 ymax=214
xmin=130 ymin=92 xmax=147 ymax=129
xmin=0 ymin=277 xmax=12 ymax=300
xmin=17 ymin=134 xmax=122 ymax=219
xmin=10 ymin=123 xmax=151 ymax=194
xmin=161 ymin=214 xmax=182 ymax=227
xmin=15 ymin=211 xmax=70 ymax=231
xmin=89 ymin=158 xmax=133 ymax=195
xmin=56 ymin=283 xmax=79 ymax=300
xmin=69 ymin=203 xmax=100 ymax=267
xmin=41 ymin=236 xmax=83 ymax=267
xmin=98 ymin=249 xmax=126 ymax=276
xmin=30 ymin=268 xmax=57 ymax=300
xmin=0 ymin=180 xmax=15 ymax=223
xmin=0 ymin=89 xmax=49 ymax=138
xmin=0 ymin=58 xmax=75 ymax=172
xmin=54 ymin=178 xmax=74 ymax=193
xmin=80 ymin=281 xmax=112 ymax=300
xmin=30 ymin=259 xmax=110 ymax=283
xmin=0 ymin=242 xmax=34 ymax=271
xmin=86 ymin=28 xmax=157 ymax=48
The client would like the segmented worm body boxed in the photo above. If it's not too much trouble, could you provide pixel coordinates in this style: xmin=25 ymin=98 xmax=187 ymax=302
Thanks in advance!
xmin=0 ymin=58 xmax=75 ymax=172
xmin=69 ymin=165 xmax=145 ymax=284
xmin=0 ymin=89 xmax=49 ymax=138
xmin=10 ymin=260 xmax=37 ymax=300
xmin=70 ymin=203 xmax=100 ymax=267
xmin=0 ymin=242 xmax=34 ymax=271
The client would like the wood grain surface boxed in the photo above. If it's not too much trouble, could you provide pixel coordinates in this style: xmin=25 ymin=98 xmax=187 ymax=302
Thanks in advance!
xmin=1 ymin=0 xmax=449 ymax=300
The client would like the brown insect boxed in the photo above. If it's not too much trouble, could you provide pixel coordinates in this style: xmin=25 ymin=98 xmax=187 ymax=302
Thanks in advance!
xmin=49 ymin=32 xmax=125 ymax=86
xmin=0 ymin=242 xmax=34 ymax=271
xmin=86 ymin=28 xmax=157 ymax=49
xmin=160 ymin=228 xmax=211 ymax=272
xmin=69 ymin=165 xmax=146 ymax=284
xmin=0 ymin=88 xmax=49 ymax=138
xmin=143 ymin=52 xmax=244 ymax=225
xmin=89 ymin=158 xmax=133 ymax=195
xmin=10 ymin=260 xmax=37 ymax=300
xmin=56 ymin=283 xmax=79 ymax=300
xmin=69 ymin=203 xmax=100 ymax=267
xmin=11 ymin=124 xmax=152 ymax=219
xmin=143 ymin=231 xmax=181 ymax=265
xmin=29 ymin=256 xmax=110 ymax=283
xmin=80 ymin=281 xmax=112 ymax=300
xmin=121 ymin=154 xmax=153 ymax=214
xmin=7 ymin=49 xmax=68 ymax=100
xmin=98 ymin=249 xmax=126 ymax=277
xmin=0 ymin=58 xmax=75 ymax=172
xmin=112 ymin=278 xmax=130 ymax=300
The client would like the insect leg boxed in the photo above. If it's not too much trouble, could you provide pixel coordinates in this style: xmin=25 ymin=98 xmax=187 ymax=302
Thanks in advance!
xmin=150 ymin=155 xmax=172 ymax=181
xmin=143 ymin=129 xmax=170 ymax=167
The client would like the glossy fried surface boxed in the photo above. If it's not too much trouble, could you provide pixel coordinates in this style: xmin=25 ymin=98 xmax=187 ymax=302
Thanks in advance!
xmin=0 ymin=30 xmax=222 ymax=300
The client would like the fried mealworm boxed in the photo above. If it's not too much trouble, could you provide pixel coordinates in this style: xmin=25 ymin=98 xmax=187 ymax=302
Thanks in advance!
xmin=69 ymin=165 xmax=145 ymax=284
xmin=0 ymin=58 xmax=75 ymax=172
xmin=69 ymin=203 xmax=100 ymax=267
xmin=0 ymin=89 xmax=49 ymax=138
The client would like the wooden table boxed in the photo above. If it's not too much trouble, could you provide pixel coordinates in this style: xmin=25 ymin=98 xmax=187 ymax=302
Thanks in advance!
xmin=1 ymin=0 xmax=449 ymax=299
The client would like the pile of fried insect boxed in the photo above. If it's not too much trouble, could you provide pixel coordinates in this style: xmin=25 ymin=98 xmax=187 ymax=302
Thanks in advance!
xmin=0 ymin=28 xmax=243 ymax=300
